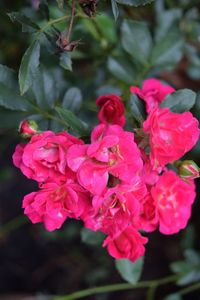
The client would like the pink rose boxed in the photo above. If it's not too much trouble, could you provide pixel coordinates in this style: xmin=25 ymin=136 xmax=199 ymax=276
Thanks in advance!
xmin=13 ymin=131 xmax=83 ymax=183
xmin=23 ymin=182 xmax=90 ymax=231
xmin=67 ymin=124 xmax=143 ymax=194
xmin=84 ymin=181 xmax=145 ymax=236
xmin=96 ymin=94 xmax=126 ymax=126
xmin=143 ymin=108 xmax=200 ymax=169
xmin=103 ymin=226 xmax=148 ymax=262
xmin=151 ymin=170 xmax=196 ymax=234
xmin=138 ymin=193 xmax=158 ymax=232
xmin=130 ymin=78 xmax=175 ymax=113
xmin=140 ymin=149 xmax=160 ymax=185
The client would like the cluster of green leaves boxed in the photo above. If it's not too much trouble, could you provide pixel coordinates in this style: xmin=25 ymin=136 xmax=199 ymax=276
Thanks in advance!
xmin=1 ymin=0 xmax=200 ymax=133
xmin=0 ymin=62 xmax=88 ymax=136
xmin=108 ymin=12 xmax=183 ymax=84
xmin=163 ymin=249 xmax=200 ymax=300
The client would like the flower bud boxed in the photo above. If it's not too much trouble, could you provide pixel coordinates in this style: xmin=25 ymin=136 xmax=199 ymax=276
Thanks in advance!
xmin=19 ymin=120 xmax=39 ymax=138
xmin=177 ymin=160 xmax=200 ymax=179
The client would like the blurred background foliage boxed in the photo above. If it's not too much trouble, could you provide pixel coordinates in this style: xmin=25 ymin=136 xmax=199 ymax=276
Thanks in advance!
xmin=0 ymin=0 xmax=200 ymax=299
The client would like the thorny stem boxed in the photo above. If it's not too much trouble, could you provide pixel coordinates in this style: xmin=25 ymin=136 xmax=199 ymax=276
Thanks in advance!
xmin=54 ymin=274 xmax=179 ymax=300
xmin=66 ymin=0 xmax=76 ymax=41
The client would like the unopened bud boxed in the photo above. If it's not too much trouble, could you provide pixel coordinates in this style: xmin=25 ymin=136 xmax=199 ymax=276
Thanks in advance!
xmin=177 ymin=160 xmax=200 ymax=180
xmin=19 ymin=120 xmax=39 ymax=138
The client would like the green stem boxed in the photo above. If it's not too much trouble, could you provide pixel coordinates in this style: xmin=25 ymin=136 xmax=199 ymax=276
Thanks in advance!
xmin=146 ymin=283 xmax=157 ymax=300
xmin=179 ymin=281 xmax=200 ymax=296
xmin=0 ymin=215 xmax=27 ymax=238
xmin=29 ymin=102 xmax=69 ymax=129
xmin=54 ymin=274 xmax=178 ymax=300
xmin=36 ymin=15 xmax=69 ymax=36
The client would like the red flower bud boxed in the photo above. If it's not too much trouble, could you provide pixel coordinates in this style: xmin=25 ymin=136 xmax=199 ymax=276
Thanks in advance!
xmin=177 ymin=160 xmax=200 ymax=180
xmin=96 ymin=94 xmax=126 ymax=127
xmin=19 ymin=120 xmax=39 ymax=138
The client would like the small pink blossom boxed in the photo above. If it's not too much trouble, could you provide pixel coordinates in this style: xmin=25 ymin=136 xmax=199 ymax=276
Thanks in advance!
xmin=96 ymin=94 xmax=126 ymax=126
xmin=23 ymin=182 xmax=90 ymax=231
xmin=151 ymin=170 xmax=196 ymax=234
xmin=143 ymin=108 xmax=200 ymax=169
xmin=103 ymin=226 xmax=148 ymax=262
xmin=13 ymin=131 xmax=83 ymax=183
xmin=130 ymin=78 xmax=175 ymax=113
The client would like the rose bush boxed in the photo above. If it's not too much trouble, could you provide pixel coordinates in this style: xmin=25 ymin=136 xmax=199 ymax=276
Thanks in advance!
xmin=2 ymin=1 xmax=200 ymax=297
xmin=13 ymin=79 xmax=200 ymax=263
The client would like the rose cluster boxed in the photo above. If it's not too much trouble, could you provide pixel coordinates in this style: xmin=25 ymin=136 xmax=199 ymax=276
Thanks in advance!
xmin=13 ymin=79 xmax=200 ymax=262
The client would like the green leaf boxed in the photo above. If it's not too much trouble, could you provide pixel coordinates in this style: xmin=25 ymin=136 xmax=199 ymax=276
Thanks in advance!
xmin=82 ymin=19 xmax=100 ymax=40
xmin=160 ymin=89 xmax=196 ymax=113
xmin=116 ymin=0 xmax=154 ymax=6
xmin=107 ymin=57 xmax=136 ymax=84
xmin=81 ymin=228 xmax=105 ymax=246
xmin=170 ymin=249 xmax=200 ymax=286
xmin=111 ymin=0 xmax=119 ymax=21
xmin=185 ymin=45 xmax=200 ymax=80
xmin=115 ymin=257 xmax=144 ymax=284
xmin=19 ymin=40 xmax=41 ymax=95
xmin=185 ymin=249 xmax=200 ymax=265
xmin=62 ymin=87 xmax=82 ymax=112
xmin=121 ymin=20 xmax=152 ymax=65
xmin=55 ymin=106 xmax=88 ymax=136
xmin=191 ymin=92 xmax=200 ymax=121
xmin=129 ymin=94 xmax=146 ymax=122
xmin=83 ymin=15 xmax=117 ymax=44
xmin=7 ymin=12 xmax=40 ymax=33
xmin=0 ymin=82 xmax=31 ymax=111
xmin=31 ymin=67 xmax=58 ymax=109
xmin=60 ymin=52 xmax=72 ymax=71
xmin=151 ymin=30 xmax=183 ymax=68
xmin=155 ymin=9 xmax=182 ymax=42
xmin=95 ymin=14 xmax=117 ymax=44
xmin=164 ymin=294 xmax=182 ymax=300
xmin=0 ymin=64 xmax=16 ymax=89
